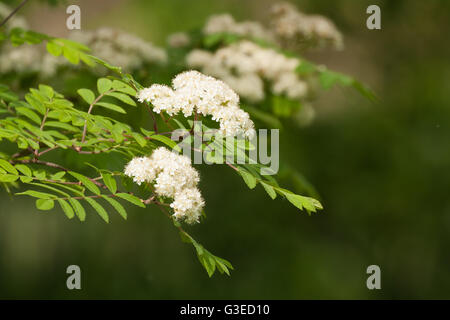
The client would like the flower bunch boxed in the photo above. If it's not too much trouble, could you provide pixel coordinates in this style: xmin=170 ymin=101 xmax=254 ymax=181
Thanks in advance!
xmin=138 ymin=70 xmax=255 ymax=138
xmin=271 ymin=2 xmax=343 ymax=49
xmin=187 ymin=40 xmax=308 ymax=102
xmin=124 ymin=147 xmax=204 ymax=224
xmin=69 ymin=27 xmax=167 ymax=72
xmin=167 ymin=32 xmax=191 ymax=48
xmin=0 ymin=3 xmax=63 ymax=77
xmin=203 ymin=13 xmax=274 ymax=42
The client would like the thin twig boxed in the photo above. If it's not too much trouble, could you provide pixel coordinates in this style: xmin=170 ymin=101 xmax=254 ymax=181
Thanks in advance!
xmin=38 ymin=146 xmax=58 ymax=157
xmin=0 ymin=0 xmax=29 ymax=28
xmin=39 ymin=108 xmax=49 ymax=131
xmin=81 ymin=89 xmax=114 ymax=143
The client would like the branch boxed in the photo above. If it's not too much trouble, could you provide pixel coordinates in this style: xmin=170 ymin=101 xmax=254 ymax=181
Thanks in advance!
xmin=81 ymin=89 xmax=115 ymax=143
xmin=39 ymin=108 xmax=49 ymax=131
xmin=0 ymin=0 xmax=29 ymax=28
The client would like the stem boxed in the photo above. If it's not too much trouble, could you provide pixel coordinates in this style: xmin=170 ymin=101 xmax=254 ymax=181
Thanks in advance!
xmin=40 ymin=108 xmax=49 ymax=131
xmin=11 ymin=148 xmax=33 ymax=159
xmin=81 ymin=89 xmax=114 ymax=143
xmin=189 ymin=112 xmax=198 ymax=135
xmin=0 ymin=0 xmax=29 ymax=28
xmin=36 ymin=109 xmax=51 ymax=157
xmin=38 ymin=146 xmax=58 ymax=157
xmin=160 ymin=112 xmax=174 ymax=131
xmin=148 ymin=104 xmax=158 ymax=133
xmin=126 ymin=80 xmax=159 ymax=133
xmin=143 ymin=196 xmax=155 ymax=205
xmin=16 ymin=159 xmax=68 ymax=171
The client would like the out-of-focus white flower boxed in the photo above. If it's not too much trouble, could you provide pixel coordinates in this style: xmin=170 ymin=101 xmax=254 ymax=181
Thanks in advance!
xmin=203 ymin=13 xmax=274 ymax=42
xmin=124 ymin=147 xmax=204 ymax=224
xmin=0 ymin=3 xmax=63 ymax=76
xmin=271 ymin=2 xmax=343 ymax=50
xmin=0 ymin=45 xmax=35 ymax=73
xmin=167 ymin=32 xmax=191 ymax=48
xmin=186 ymin=41 xmax=308 ymax=102
xmin=294 ymin=103 xmax=316 ymax=127
xmin=69 ymin=27 xmax=167 ymax=72
xmin=138 ymin=70 xmax=255 ymax=138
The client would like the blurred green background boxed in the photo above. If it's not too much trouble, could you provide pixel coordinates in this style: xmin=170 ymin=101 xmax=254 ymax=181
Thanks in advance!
xmin=1 ymin=0 xmax=450 ymax=299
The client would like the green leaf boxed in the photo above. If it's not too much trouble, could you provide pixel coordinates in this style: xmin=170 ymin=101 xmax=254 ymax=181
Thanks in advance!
xmin=25 ymin=94 xmax=46 ymax=114
xmin=88 ymin=55 xmax=122 ymax=74
xmin=203 ymin=32 xmax=226 ymax=48
xmin=77 ymin=89 xmax=95 ymax=104
xmin=63 ymin=45 xmax=80 ymax=64
xmin=85 ymin=197 xmax=109 ymax=223
xmin=44 ymin=121 xmax=79 ymax=132
xmin=16 ymin=107 xmax=42 ymax=124
xmin=200 ymin=254 xmax=216 ymax=277
xmin=260 ymin=181 xmax=277 ymax=200
xmin=36 ymin=198 xmax=55 ymax=210
xmin=0 ymin=159 xmax=18 ymax=175
xmin=0 ymin=90 xmax=18 ymax=102
xmin=15 ymin=164 xmax=32 ymax=177
xmin=97 ymin=78 xmax=112 ymax=94
xmin=57 ymin=199 xmax=74 ymax=219
xmin=68 ymin=198 xmax=86 ymax=222
xmin=79 ymin=53 xmax=95 ymax=67
xmin=111 ymin=80 xmax=137 ymax=95
xmin=103 ymin=196 xmax=127 ymax=220
xmin=238 ymin=167 xmax=257 ymax=189
xmin=130 ymin=132 xmax=147 ymax=147
xmin=115 ymin=193 xmax=145 ymax=208
xmin=94 ymin=102 xmax=126 ymax=114
xmin=39 ymin=85 xmax=54 ymax=99
xmin=215 ymin=259 xmax=231 ymax=276
xmin=57 ymin=38 xmax=90 ymax=52
xmin=46 ymin=41 xmax=62 ymax=56
xmin=0 ymin=173 xmax=19 ymax=182
xmin=295 ymin=60 xmax=316 ymax=75
xmin=149 ymin=134 xmax=181 ymax=152
xmin=105 ymin=92 xmax=136 ymax=106
xmin=51 ymin=171 xmax=66 ymax=180
xmin=68 ymin=171 xmax=100 ymax=195
xmin=20 ymin=176 xmax=33 ymax=183
xmin=319 ymin=70 xmax=353 ymax=90
xmin=283 ymin=192 xmax=322 ymax=214
xmin=352 ymin=80 xmax=378 ymax=102
xmin=101 ymin=172 xmax=117 ymax=194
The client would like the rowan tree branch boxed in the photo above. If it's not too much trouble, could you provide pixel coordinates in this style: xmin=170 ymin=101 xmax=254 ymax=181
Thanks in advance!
xmin=0 ymin=0 xmax=29 ymax=28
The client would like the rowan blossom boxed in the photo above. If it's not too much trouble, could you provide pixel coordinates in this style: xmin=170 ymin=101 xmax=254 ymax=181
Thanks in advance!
xmin=69 ymin=27 xmax=167 ymax=72
xmin=203 ymin=13 xmax=275 ymax=42
xmin=138 ymin=71 xmax=255 ymax=138
xmin=124 ymin=147 xmax=204 ymax=224
xmin=186 ymin=41 xmax=308 ymax=102
xmin=271 ymin=2 xmax=343 ymax=49
xmin=167 ymin=32 xmax=191 ymax=48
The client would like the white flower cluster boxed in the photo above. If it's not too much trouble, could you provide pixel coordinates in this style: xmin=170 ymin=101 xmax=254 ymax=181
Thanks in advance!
xmin=186 ymin=40 xmax=308 ymax=102
xmin=271 ymin=2 xmax=343 ymax=50
xmin=203 ymin=13 xmax=274 ymax=42
xmin=167 ymin=32 xmax=191 ymax=48
xmin=138 ymin=70 xmax=255 ymax=138
xmin=124 ymin=147 xmax=204 ymax=224
xmin=0 ymin=43 xmax=68 ymax=77
xmin=69 ymin=27 xmax=167 ymax=72
xmin=0 ymin=4 xmax=63 ymax=77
